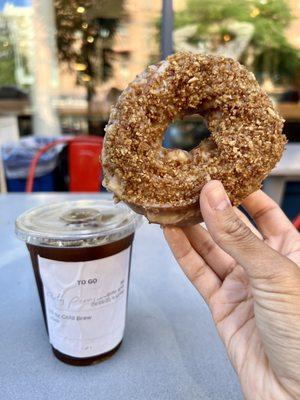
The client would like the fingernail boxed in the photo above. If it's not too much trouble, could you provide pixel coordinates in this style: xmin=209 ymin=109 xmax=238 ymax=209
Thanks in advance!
xmin=206 ymin=182 xmax=231 ymax=211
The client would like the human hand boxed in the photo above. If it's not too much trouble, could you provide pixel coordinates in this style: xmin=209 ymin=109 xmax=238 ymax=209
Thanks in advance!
xmin=164 ymin=181 xmax=300 ymax=399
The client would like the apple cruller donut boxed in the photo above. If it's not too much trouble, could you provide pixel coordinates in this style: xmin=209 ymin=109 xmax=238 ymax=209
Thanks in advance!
xmin=102 ymin=52 xmax=286 ymax=226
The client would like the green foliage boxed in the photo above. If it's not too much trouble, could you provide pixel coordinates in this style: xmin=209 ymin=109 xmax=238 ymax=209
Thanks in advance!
xmin=0 ymin=26 xmax=16 ymax=86
xmin=0 ymin=56 xmax=16 ymax=86
xmin=175 ymin=0 xmax=250 ymax=29
xmin=175 ymin=0 xmax=300 ymax=83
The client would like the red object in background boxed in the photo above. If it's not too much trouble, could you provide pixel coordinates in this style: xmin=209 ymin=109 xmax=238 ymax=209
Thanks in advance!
xmin=26 ymin=136 xmax=103 ymax=193
xmin=293 ymin=215 xmax=300 ymax=230
xmin=68 ymin=136 xmax=103 ymax=192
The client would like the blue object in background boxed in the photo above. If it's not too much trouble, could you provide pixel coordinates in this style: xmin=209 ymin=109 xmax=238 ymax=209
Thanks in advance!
xmin=2 ymin=136 xmax=63 ymax=192
xmin=6 ymin=172 xmax=55 ymax=192
xmin=282 ymin=182 xmax=300 ymax=221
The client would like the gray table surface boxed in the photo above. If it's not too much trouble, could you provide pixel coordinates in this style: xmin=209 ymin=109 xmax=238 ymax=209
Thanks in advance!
xmin=0 ymin=193 xmax=242 ymax=400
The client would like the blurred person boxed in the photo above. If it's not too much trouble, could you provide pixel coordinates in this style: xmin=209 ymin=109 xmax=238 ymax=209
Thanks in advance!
xmin=165 ymin=180 xmax=300 ymax=399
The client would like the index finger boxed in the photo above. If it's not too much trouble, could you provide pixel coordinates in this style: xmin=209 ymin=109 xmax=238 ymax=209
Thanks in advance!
xmin=164 ymin=227 xmax=221 ymax=304
xmin=242 ymin=190 xmax=296 ymax=238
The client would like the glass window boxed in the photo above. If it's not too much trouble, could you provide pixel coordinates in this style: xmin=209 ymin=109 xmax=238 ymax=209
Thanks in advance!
xmin=54 ymin=0 xmax=161 ymax=135
xmin=0 ymin=0 xmax=162 ymax=136
xmin=170 ymin=0 xmax=300 ymax=148
xmin=0 ymin=0 xmax=299 ymax=140
xmin=173 ymin=0 xmax=300 ymax=99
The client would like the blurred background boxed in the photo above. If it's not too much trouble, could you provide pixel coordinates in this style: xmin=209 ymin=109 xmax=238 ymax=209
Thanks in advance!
xmin=0 ymin=0 xmax=299 ymax=222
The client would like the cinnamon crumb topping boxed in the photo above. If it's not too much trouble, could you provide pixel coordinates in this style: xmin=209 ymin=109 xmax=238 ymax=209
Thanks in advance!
xmin=102 ymin=52 xmax=285 ymax=209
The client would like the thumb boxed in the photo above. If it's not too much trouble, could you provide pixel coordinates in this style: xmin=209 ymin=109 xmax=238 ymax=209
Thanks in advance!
xmin=200 ymin=180 xmax=295 ymax=281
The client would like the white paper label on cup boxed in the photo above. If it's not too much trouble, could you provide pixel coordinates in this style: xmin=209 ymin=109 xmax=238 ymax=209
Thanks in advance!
xmin=38 ymin=247 xmax=131 ymax=358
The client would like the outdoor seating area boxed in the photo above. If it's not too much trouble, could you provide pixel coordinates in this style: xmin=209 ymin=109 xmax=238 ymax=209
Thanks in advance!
xmin=0 ymin=1 xmax=300 ymax=400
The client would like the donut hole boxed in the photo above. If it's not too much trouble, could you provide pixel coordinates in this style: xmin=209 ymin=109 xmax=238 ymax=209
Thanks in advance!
xmin=162 ymin=115 xmax=211 ymax=152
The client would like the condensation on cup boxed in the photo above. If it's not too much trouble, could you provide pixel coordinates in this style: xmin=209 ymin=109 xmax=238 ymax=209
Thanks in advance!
xmin=16 ymin=199 xmax=142 ymax=366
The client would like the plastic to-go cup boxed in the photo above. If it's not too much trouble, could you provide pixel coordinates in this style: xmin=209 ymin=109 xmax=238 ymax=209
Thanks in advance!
xmin=16 ymin=199 xmax=142 ymax=366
